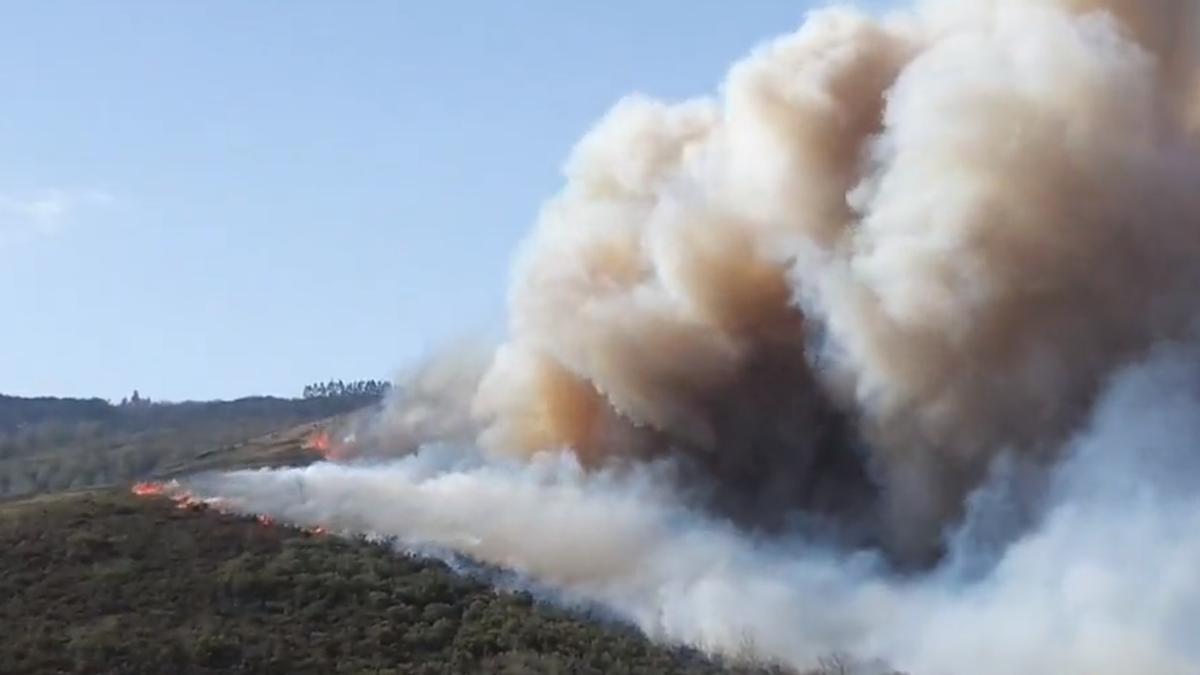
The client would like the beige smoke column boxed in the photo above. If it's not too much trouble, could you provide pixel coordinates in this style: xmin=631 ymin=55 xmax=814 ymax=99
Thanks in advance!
xmin=460 ymin=0 xmax=1200 ymax=559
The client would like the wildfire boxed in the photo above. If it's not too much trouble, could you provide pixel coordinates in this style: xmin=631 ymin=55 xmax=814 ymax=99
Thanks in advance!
xmin=131 ymin=481 xmax=170 ymax=497
xmin=175 ymin=495 xmax=208 ymax=511
xmin=130 ymin=480 xmax=220 ymax=511
xmin=304 ymin=429 xmax=336 ymax=459
xmin=130 ymin=479 xmax=331 ymax=538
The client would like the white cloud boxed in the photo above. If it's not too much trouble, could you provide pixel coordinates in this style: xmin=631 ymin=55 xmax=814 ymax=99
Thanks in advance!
xmin=0 ymin=188 xmax=114 ymax=241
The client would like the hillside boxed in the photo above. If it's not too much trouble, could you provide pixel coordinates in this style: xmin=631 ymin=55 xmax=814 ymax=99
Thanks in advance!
xmin=0 ymin=396 xmax=863 ymax=674
xmin=0 ymin=489 xmax=792 ymax=675
xmin=0 ymin=394 xmax=376 ymax=500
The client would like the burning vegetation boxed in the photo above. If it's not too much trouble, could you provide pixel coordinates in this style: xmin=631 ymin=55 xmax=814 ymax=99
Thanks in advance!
xmin=130 ymin=481 xmax=327 ymax=537
xmin=131 ymin=481 xmax=217 ymax=512
xmin=303 ymin=429 xmax=338 ymax=460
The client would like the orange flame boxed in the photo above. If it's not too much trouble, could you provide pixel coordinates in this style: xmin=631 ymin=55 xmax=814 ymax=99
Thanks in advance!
xmin=131 ymin=481 xmax=169 ymax=497
xmin=130 ymin=478 xmax=331 ymax=536
xmin=131 ymin=480 xmax=216 ymax=512
xmin=304 ymin=429 xmax=335 ymax=459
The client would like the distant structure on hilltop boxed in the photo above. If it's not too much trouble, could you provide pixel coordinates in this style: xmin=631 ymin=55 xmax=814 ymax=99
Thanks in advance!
xmin=119 ymin=390 xmax=151 ymax=407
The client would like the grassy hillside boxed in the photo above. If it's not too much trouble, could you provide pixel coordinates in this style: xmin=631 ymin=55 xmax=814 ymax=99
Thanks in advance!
xmin=0 ymin=394 xmax=374 ymax=499
xmin=0 ymin=489 xmax=793 ymax=675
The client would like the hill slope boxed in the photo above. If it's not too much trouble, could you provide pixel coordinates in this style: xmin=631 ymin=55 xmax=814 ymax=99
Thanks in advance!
xmin=0 ymin=394 xmax=374 ymax=499
xmin=0 ymin=489 xmax=793 ymax=675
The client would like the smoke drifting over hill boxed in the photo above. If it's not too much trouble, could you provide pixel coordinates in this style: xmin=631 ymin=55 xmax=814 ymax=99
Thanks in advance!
xmin=186 ymin=1 xmax=1200 ymax=672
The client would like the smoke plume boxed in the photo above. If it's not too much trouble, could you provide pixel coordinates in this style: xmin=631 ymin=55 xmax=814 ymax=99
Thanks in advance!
xmin=187 ymin=0 xmax=1200 ymax=672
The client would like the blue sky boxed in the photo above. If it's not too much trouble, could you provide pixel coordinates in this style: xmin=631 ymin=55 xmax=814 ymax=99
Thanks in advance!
xmin=1 ymin=1 xmax=844 ymax=402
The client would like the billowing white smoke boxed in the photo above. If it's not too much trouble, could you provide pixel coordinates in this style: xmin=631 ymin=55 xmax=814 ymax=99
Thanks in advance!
xmin=185 ymin=0 xmax=1200 ymax=672
xmin=188 ymin=345 xmax=1200 ymax=674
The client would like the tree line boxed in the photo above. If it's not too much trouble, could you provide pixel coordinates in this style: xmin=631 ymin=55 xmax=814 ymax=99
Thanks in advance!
xmin=301 ymin=379 xmax=391 ymax=400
